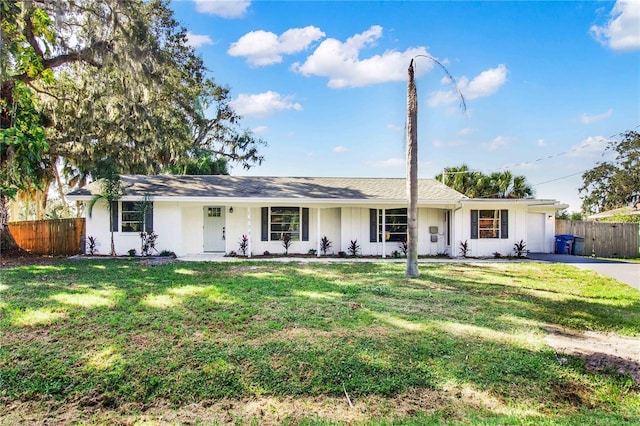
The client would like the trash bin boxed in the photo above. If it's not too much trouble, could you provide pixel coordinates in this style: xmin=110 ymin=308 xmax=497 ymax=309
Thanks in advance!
xmin=572 ymin=236 xmax=585 ymax=256
xmin=555 ymin=234 xmax=574 ymax=254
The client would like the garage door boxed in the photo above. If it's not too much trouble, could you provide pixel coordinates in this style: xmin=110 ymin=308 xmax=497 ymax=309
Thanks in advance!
xmin=527 ymin=213 xmax=545 ymax=253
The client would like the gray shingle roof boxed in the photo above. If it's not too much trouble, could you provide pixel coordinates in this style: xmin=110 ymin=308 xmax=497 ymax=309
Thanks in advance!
xmin=67 ymin=175 xmax=467 ymax=202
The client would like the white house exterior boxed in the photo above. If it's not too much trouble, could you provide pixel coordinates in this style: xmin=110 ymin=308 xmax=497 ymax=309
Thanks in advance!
xmin=67 ymin=175 xmax=565 ymax=258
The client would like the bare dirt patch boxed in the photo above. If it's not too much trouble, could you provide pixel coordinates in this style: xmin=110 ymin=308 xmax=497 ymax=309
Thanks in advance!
xmin=0 ymin=254 xmax=64 ymax=268
xmin=0 ymin=389 xmax=451 ymax=425
xmin=544 ymin=325 xmax=640 ymax=383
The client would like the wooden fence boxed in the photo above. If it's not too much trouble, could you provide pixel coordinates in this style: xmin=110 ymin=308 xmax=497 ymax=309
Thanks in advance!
xmin=8 ymin=218 xmax=85 ymax=256
xmin=556 ymin=219 xmax=639 ymax=258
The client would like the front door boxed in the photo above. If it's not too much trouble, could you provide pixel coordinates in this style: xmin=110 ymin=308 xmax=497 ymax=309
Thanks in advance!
xmin=203 ymin=207 xmax=226 ymax=252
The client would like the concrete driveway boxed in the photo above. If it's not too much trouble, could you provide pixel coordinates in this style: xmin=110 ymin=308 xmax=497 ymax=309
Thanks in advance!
xmin=528 ymin=253 xmax=640 ymax=290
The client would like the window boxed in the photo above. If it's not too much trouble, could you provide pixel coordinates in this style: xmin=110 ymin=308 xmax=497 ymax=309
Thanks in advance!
xmin=478 ymin=210 xmax=500 ymax=238
xmin=207 ymin=207 xmax=221 ymax=217
xmin=370 ymin=208 xmax=408 ymax=242
xmin=270 ymin=207 xmax=300 ymax=241
xmin=112 ymin=201 xmax=153 ymax=233
xmin=471 ymin=209 xmax=508 ymax=239
xmin=121 ymin=201 xmax=143 ymax=232
xmin=260 ymin=207 xmax=309 ymax=242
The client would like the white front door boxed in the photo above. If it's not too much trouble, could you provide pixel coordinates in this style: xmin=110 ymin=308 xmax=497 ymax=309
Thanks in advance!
xmin=203 ymin=207 xmax=226 ymax=252
xmin=527 ymin=213 xmax=545 ymax=253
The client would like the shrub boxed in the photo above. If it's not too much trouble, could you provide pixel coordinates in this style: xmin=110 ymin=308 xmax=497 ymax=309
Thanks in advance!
xmin=493 ymin=252 xmax=502 ymax=259
xmin=282 ymin=234 xmax=292 ymax=255
xmin=140 ymin=231 xmax=158 ymax=256
xmin=459 ymin=240 xmax=470 ymax=258
xmin=398 ymin=237 xmax=408 ymax=256
xmin=263 ymin=250 xmax=270 ymax=256
xmin=308 ymin=249 xmax=317 ymax=255
xmin=348 ymin=239 xmax=360 ymax=257
xmin=128 ymin=248 xmax=136 ymax=257
xmin=338 ymin=251 xmax=347 ymax=258
xmin=86 ymin=236 xmax=98 ymax=255
xmin=320 ymin=236 xmax=332 ymax=255
xmin=513 ymin=240 xmax=528 ymax=258
xmin=159 ymin=250 xmax=176 ymax=258
xmin=238 ymin=235 xmax=249 ymax=256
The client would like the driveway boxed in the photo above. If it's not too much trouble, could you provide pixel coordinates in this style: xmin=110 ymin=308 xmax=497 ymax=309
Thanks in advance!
xmin=528 ymin=253 xmax=640 ymax=290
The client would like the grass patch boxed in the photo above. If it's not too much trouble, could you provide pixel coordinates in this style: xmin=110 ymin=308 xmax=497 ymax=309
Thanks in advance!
xmin=1 ymin=260 xmax=639 ymax=424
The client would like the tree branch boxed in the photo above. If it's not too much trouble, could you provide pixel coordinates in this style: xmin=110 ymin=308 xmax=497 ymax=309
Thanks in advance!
xmin=11 ymin=40 xmax=111 ymax=83
xmin=24 ymin=11 xmax=45 ymax=59
xmin=27 ymin=81 xmax=61 ymax=100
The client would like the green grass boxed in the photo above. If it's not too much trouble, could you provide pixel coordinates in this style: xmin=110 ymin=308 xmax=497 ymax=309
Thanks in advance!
xmin=1 ymin=260 xmax=639 ymax=424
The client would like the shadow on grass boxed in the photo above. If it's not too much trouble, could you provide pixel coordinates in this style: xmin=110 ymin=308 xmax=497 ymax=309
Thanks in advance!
xmin=1 ymin=259 xmax=639 ymax=421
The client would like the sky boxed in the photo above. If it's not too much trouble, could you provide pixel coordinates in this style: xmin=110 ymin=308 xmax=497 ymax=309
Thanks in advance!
xmin=169 ymin=0 xmax=640 ymax=212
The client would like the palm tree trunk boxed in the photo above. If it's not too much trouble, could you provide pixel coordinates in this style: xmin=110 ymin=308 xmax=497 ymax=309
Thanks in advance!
xmin=406 ymin=60 xmax=419 ymax=277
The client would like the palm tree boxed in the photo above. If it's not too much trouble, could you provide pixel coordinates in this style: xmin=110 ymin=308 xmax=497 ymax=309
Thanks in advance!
xmin=507 ymin=175 xmax=534 ymax=198
xmin=406 ymin=60 xmax=419 ymax=277
xmin=406 ymin=57 xmax=466 ymax=277
xmin=437 ymin=165 xmax=484 ymax=197
xmin=437 ymin=166 xmax=534 ymax=199
xmin=86 ymin=175 xmax=124 ymax=256
xmin=487 ymin=171 xmax=534 ymax=199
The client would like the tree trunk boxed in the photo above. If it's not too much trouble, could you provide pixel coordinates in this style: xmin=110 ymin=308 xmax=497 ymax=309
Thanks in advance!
xmin=406 ymin=60 xmax=419 ymax=277
xmin=108 ymin=209 xmax=116 ymax=256
xmin=52 ymin=157 xmax=71 ymax=217
xmin=0 ymin=192 xmax=23 ymax=255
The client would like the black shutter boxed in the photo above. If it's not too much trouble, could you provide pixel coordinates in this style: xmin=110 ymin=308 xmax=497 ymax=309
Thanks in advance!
xmin=500 ymin=210 xmax=509 ymax=239
xmin=302 ymin=208 xmax=309 ymax=241
xmin=145 ymin=203 xmax=154 ymax=232
xmin=470 ymin=210 xmax=478 ymax=239
xmin=370 ymin=209 xmax=378 ymax=242
xmin=261 ymin=207 xmax=268 ymax=241
xmin=110 ymin=201 xmax=119 ymax=232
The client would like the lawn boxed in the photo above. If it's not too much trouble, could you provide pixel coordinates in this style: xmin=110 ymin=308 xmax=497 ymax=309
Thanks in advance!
xmin=1 ymin=259 xmax=639 ymax=425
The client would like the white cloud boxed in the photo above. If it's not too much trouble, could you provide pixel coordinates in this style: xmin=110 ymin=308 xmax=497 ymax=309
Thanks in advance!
xmin=185 ymin=32 xmax=214 ymax=48
xmin=482 ymin=135 xmax=512 ymax=151
xmin=230 ymin=91 xmax=303 ymax=118
xmin=458 ymin=127 xmax=474 ymax=136
xmin=252 ymin=125 xmax=268 ymax=134
xmin=228 ymin=26 xmax=325 ymax=66
xmin=428 ymin=64 xmax=508 ymax=107
xmin=580 ymin=108 xmax=613 ymax=124
xmin=567 ymin=136 xmax=610 ymax=158
xmin=537 ymin=139 xmax=547 ymax=147
xmin=292 ymin=25 xmax=431 ymax=88
xmin=366 ymin=157 xmax=404 ymax=168
xmin=590 ymin=0 xmax=640 ymax=51
xmin=194 ymin=0 xmax=251 ymax=18
xmin=387 ymin=123 xmax=402 ymax=131
xmin=332 ymin=146 xmax=349 ymax=153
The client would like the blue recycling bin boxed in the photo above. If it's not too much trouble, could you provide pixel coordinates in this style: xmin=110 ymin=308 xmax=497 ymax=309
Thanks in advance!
xmin=555 ymin=234 xmax=575 ymax=254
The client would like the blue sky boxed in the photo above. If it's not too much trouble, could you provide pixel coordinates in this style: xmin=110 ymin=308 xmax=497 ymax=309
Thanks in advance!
xmin=170 ymin=0 xmax=639 ymax=212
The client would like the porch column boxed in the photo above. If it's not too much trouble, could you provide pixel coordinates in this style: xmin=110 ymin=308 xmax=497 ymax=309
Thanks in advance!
xmin=247 ymin=207 xmax=252 ymax=258
xmin=316 ymin=208 xmax=321 ymax=257
xmin=382 ymin=208 xmax=386 ymax=258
